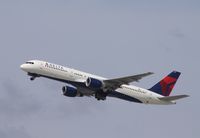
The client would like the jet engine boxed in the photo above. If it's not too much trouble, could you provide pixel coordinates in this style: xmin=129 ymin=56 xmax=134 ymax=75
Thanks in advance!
xmin=62 ymin=86 xmax=80 ymax=97
xmin=85 ymin=77 xmax=104 ymax=89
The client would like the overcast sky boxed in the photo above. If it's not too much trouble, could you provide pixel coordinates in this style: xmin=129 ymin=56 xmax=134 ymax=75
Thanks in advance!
xmin=0 ymin=0 xmax=199 ymax=138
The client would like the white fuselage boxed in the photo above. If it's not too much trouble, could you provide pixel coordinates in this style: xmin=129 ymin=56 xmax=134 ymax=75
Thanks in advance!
xmin=20 ymin=60 xmax=175 ymax=105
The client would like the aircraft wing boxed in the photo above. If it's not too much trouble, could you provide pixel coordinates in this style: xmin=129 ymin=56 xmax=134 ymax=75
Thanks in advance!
xmin=103 ymin=72 xmax=154 ymax=90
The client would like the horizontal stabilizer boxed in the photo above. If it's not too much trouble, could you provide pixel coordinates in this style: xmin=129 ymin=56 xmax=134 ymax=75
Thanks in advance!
xmin=159 ymin=95 xmax=189 ymax=101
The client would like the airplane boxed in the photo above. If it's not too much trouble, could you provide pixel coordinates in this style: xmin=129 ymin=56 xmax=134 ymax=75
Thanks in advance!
xmin=20 ymin=60 xmax=189 ymax=105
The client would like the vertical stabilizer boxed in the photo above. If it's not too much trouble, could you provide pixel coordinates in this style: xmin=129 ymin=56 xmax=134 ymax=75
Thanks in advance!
xmin=149 ymin=71 xmax=181 ymax=96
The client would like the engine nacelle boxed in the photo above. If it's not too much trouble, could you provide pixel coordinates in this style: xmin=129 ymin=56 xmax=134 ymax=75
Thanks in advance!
xmin=85 ymin=77 xmax=104 ymax=89
xmin=62 ymin=86 xmax=79 ymax=97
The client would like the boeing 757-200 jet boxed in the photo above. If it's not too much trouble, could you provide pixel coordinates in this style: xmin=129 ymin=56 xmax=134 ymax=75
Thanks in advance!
xmin=20 ymin=60 xmax=189 ymax=105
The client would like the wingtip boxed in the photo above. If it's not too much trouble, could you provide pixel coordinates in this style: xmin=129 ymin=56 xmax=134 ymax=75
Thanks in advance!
xmin=184 ymin=95 xmax=190 ymax=97
xmin=179 ymin=94 xmax=190 ymax=99
xmin=148 ymin=72 xmax=154 ymax=75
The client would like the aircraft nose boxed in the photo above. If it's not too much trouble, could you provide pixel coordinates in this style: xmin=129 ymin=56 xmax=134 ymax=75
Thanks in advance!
xmin=20 ymin=64 xmax=26 ymax=71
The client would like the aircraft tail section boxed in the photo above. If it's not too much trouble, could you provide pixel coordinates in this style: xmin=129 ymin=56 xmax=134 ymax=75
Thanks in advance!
xmin=149 ymin=71 xmax=181 ymax=96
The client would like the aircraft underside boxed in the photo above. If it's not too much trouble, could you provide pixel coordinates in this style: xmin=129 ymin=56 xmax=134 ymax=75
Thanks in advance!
xmin=27 ymin=72 xmax=143 ymax=103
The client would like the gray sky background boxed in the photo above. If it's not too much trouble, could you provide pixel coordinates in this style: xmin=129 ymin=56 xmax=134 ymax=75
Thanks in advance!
xmin=0 ymin=0 xmax=199 ymax=138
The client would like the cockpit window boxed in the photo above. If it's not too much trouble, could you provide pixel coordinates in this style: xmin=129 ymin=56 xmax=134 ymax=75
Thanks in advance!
xmin=26 ymin=62 xmax=34 ymax=64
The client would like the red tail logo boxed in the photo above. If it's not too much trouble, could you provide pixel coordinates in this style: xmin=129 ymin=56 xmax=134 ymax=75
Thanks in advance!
xmin=149 ymin=71 xmax=181 ymax=96
xmin=160 ymin=76 xmax=177 ymax=96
